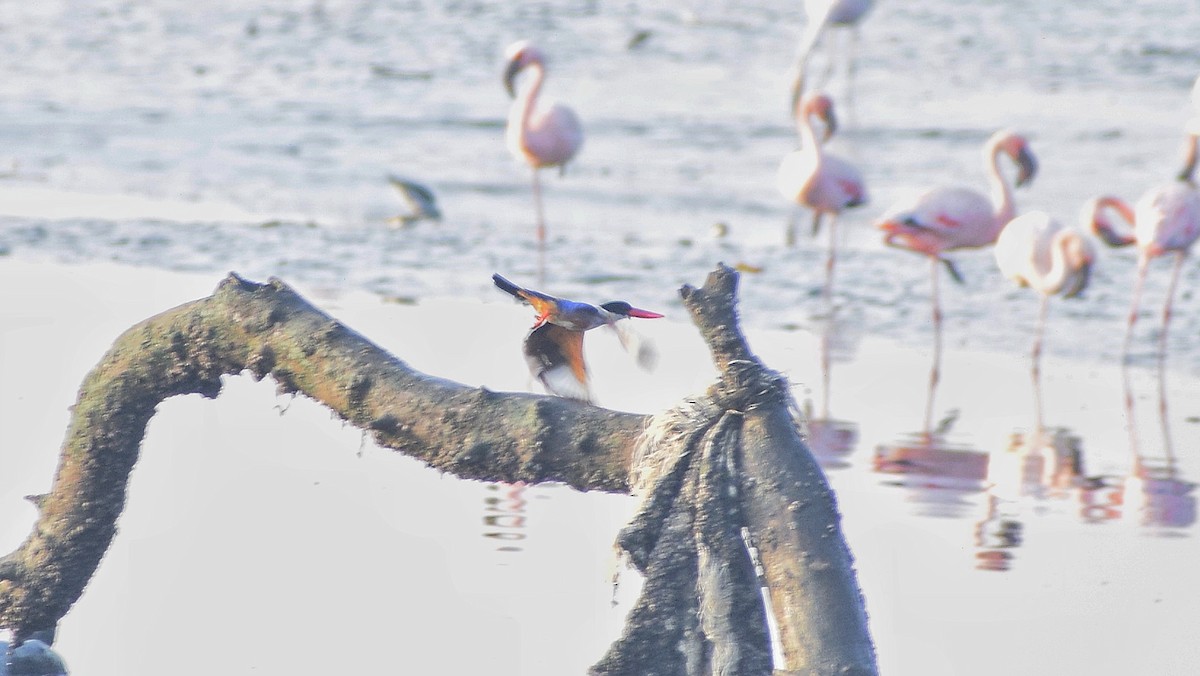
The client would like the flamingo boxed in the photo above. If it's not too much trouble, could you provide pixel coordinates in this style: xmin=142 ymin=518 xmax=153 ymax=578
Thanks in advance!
xmin=503 ymin=40 xmax=584 ymax=279
xmin=1083 ymin=130 xmax=1200 ymax=361
xmin=789 ymin=0 xmax=875 ymax=114
xmin=876 ymin=129 xmax=1037 ymax=431
xmin=777 ymin=91 xmax=867 ymax=301
xmin=993 ymin=211 xmax=1095 ymax=407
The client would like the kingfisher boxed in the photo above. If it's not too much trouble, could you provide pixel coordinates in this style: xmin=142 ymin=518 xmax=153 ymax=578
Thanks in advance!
xmin=492 ymin=273 xmax=663 ymax=403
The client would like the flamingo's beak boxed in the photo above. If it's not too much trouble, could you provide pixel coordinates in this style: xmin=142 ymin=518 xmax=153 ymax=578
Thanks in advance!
xmin=1083 ymin=196 xmax=1137 ymax=248
xmin=503 ymin=58 xmax=523 ymax=98
xmin=1176 ymin=128 xmax=1198 ymax=184
xmin=1014 ymin=145 xmax=1038 ymax=188
xmin=876 ymin=218 xmax=903 ymax=236
xmin=1092 ymin=219 xmax=1130 ymax=248
xmin=819 ymin=105 xmax=838 ymax=143
xmin=1062 ymin=257 xmax=1093 ymax=299
xmin=626 ymin=307 xmax=664 ymax=319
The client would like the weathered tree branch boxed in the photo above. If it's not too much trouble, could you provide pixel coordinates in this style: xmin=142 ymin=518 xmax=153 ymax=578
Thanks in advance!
xmin=0 ymin=273 xmax=646 ymax=642
xmin=1 ymin=264 xmax=877 ymax=675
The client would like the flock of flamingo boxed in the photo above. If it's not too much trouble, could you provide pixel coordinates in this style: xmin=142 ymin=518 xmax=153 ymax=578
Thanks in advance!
xmin=498 ymin=0 xmax=1200 ymax=385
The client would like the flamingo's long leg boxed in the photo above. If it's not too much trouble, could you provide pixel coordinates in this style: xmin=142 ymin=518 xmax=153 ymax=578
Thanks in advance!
xmin=1121 ymin=254 xmax=1151 ymax=360
xmin=1031 ymin=294 xmax=1050 ymax=434
xmin=1031 ymin=293 xmax=1049 ymax=379
xmin=1157 ymin=251 xmax=1186 ymax=362
xmin=824 ymin=212 xmax=839 ymax=308
xmin=531 ymin=168 xmax=546 ymax=285
xmin=925 ymin=256 xmax=943 ymax=436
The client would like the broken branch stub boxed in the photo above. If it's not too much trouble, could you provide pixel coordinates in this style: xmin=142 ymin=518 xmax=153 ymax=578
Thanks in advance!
xmin=599 ymin=264 xmax=877 ymax=675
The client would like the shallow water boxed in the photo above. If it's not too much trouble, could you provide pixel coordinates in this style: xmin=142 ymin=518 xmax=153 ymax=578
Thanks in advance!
xmin=1 ymin=1 xmax=1200 ymax=367
xmin=2 ymin=1 xmax=1200 ymax=674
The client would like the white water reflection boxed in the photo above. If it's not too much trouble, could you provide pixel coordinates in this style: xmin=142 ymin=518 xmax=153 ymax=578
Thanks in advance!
xmin=2 ymin=261 xmax=1200 ymax=674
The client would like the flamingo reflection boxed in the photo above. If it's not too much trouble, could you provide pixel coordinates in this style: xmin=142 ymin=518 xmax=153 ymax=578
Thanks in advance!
xmin=873 ymin=396 xmax=988 ymax=508
xmin=873 ymin=426 xmax=995 ymax=569
xmin=801 ymin=315 xmax=862 ymax=469
xmin=980 ymin=427 xmax=1088 ymax=572
xmin=1117 ymin=364 xmax=1197 ymax=530
xmin=873 ymin=429 xmax=988 ymax=495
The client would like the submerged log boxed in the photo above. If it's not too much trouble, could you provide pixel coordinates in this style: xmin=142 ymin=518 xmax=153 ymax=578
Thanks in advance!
xmin=0 ymin=265 xmax=877 ymax=675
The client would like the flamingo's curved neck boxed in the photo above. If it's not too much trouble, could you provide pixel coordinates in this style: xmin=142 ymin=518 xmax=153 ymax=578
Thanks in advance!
xmin=985 ymin=141 xmax=1015 ymax=232
xmin=513 ymin=63 xmax=546 ymax=143
xmin=796 ymin=108 xmax=823 ymax=154
xmin=1036 ymin=232 xmax=1073 ymax=295
xmin=1087 ymin=196 xmax=1137 ymax=247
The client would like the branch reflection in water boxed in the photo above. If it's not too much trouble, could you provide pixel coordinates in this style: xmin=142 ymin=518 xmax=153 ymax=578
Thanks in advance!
xmin=482 ymin=482 xmax=529 ymax=552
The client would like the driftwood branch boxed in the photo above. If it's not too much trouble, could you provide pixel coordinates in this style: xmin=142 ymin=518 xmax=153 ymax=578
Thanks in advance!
xmin=0 ymin=273 xmax=645 ymax=643
xmin=0 ymin=264 xmax=877 ymax=675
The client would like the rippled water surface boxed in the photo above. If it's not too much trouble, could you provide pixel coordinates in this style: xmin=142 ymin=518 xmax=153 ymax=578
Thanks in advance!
xmin=3 ymin=1 xmax=1200 ymax=674
xmin=2 ymin=0 xmax=1200 ymax=366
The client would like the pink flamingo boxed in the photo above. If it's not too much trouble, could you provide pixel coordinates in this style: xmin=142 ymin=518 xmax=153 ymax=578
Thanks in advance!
xmin=790 ymin=0 xmax=876 ymax=112
xmin=777 ymin=92 xmax=867 ymax=301
xmin=1083 ymin=130 xmax=1200 ymax=361
xmin=993 ymin=210 xmax=1096 ymax=427
xmin=503 ymin=40 xmax=584 ymax=277
xmin=876 ymin=129 xmax=1037 ymax=431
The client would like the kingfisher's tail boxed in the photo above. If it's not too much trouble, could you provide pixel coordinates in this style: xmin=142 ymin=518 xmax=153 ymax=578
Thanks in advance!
xmin=492 ymin=273 xmax=524 ymax=299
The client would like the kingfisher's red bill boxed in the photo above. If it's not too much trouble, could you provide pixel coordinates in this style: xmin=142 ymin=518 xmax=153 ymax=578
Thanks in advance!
xmin=492 ymin=273 xmax=664 ymax=403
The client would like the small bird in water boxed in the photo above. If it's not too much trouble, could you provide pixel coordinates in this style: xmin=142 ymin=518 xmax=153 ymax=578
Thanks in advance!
xmin=492 ymin=274 xmax=662 ymax=403
xmin=386 ymin=175 xmax=441 ymax=227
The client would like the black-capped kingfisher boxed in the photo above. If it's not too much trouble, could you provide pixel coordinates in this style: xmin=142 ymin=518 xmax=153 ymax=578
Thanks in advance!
xmin=492 ymin=273 xmax=663 ymax=403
